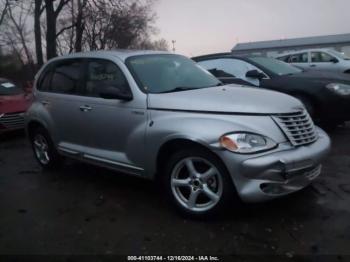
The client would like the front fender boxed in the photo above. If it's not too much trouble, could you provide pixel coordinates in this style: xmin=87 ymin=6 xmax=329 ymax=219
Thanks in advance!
xmin=144 ymin=110 xmax=286 ymax=178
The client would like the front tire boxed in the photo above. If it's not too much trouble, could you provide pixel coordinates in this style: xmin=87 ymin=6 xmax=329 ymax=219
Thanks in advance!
xmin=162 ymin=147 xmax=237 ymax=218
xmin=30 ymin=127 xmax=63 ymax=170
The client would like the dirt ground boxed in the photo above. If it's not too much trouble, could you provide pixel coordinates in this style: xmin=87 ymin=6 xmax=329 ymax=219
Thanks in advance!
xmin=0 ymin=125 xmax=350 ymax=260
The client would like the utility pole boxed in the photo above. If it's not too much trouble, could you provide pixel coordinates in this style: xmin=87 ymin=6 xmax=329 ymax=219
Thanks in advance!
xmin=172 ymin=40 xmax=176 ymax=53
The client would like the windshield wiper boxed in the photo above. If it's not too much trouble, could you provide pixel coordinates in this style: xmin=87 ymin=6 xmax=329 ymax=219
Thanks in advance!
xmin=158 ymin=87 xmax=200 ymax=94
xmin=158 ymin=82 xmax=224 ymax=94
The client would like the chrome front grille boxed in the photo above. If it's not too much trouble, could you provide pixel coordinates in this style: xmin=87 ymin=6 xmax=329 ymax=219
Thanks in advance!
xmin=272 ymin=110 xmax=318 ymax=146
xmin=0 ymin=112 xmax=25 ymax=130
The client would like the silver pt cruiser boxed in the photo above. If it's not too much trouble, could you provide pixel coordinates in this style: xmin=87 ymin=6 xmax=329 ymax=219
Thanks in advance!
xmin=26 ymin=50 xmax=331 ymax=217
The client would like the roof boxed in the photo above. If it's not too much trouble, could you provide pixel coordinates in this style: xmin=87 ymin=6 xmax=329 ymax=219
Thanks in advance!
xmin=50 ymin=49 xmax=170 ymax=62
xmin=192 ymin=52 xmax=253 ymax=62
xmin=232 ymin=33 xmax=350 ymax=52
xmin=274 ymin=48 xmax=333 ymax=57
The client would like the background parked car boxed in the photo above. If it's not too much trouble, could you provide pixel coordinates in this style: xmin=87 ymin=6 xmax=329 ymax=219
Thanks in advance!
xmin=0 ymin=78 xmax=32 ymax=134
xmin=275 ymin=49 xmax=350 ymax=74
xmin=193 ymin=53 xmax=350 ymax=128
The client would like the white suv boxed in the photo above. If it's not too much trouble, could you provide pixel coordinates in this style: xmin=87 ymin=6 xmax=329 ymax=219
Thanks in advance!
xmin=276 ymin=49 xmax=350 ymax=74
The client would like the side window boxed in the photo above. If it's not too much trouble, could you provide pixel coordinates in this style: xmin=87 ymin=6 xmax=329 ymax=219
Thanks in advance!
xmin=85 ymin=59 xmax=130 ymax=97
xmin=289 ymin=53 xmax=308 ymax=63
xmin=51 ymin=60 xmax=82 ymax=94
xmin=198 ymin=58 xmax=265 ymax=79
xmin=198 ymin=58 xmax=266 ymax=86
xmin=277 ymin=55 xmax=290 ymax=62
xmin=311 ymin=52 xmax=334 ymax=63
xmin=37 ymin=70 xmax=52 ymax=91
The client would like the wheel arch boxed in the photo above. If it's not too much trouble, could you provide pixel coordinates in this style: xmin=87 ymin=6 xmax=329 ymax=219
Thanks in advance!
xmin=26 ymin=120 xmax=48 ymax=139
xmin=155 ymin=138 xmax=227 ymax=181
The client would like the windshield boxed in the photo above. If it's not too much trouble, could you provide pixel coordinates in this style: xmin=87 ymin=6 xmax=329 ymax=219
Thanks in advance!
xmin=0 ymin=81 xmax=23 ymax=96
xmin=327 ymin=49 xmax=350 ymax=60
xmin=249 ymin=57 xmax=302 ymax=76
xmin=126 ymin=54 xmax=221 ymax=93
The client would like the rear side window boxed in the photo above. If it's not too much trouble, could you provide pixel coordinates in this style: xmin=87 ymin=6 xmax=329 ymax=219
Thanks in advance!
xmin=51 ymin=60 xmax=82 ymax=94
xmin=277 ymin=55 xmax=290 ymax=62
xmin=84 ymin=59 xmax=130 ymax=97
xmin=37 ymin=70 xmax=52 ymax=91
xmin=289 ymin=53 xmax=308 ymax=63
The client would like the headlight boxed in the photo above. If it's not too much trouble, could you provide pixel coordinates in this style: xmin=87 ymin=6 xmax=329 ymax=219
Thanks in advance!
xmin=219 ymin=133 xmax=277 ymax=154
xmin=326 ymin=83 xmax=350 ymax=96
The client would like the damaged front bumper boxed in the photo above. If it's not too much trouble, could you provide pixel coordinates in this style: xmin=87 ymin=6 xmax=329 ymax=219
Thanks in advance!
xmin=218 ymin=127 xmax=331 ymax=203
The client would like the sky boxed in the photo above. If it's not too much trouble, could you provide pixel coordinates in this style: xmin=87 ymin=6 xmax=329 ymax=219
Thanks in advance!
xmin=154 ymin=0 xmax=350 ymax=57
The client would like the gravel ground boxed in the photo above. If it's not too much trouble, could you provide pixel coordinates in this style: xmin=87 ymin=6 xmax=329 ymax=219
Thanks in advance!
xmin=0 ymin=125 xmax=350 ymax=259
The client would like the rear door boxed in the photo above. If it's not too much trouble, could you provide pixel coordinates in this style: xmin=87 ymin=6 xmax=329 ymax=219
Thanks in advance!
xmin=287 ymin=52 xmax=309 ymax=70
xmin=36 ymin=59 xmax=86 ymax=153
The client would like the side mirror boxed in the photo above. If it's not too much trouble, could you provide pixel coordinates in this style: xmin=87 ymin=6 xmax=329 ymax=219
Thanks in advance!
xmin=246 ymin=70 xmax=266 ymax=80
xmin=99 ymin=86 xmax=133 ymax=101
xmin=330 ymin=57 xmax=339 ymax=63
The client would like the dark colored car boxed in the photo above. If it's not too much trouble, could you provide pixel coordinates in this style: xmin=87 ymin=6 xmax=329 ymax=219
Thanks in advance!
xmin=193 ymin=53 xmax=350 ymax=128
xmin=0 ymin=78 xmax=32 ymax=134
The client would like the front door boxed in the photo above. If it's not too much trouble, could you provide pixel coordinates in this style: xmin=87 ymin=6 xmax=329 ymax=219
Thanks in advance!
xmin=77 ymin=58 xmax=147 ymax=175
xmin=310 ymin=51 xmax=338 ymax=72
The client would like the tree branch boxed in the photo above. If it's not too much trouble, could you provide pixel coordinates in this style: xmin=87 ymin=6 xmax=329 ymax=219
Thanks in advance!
xmin=0 ymin=0 xmax=9 ymax=26
xmin=56 ymin=23 xmax=76 ymax=38
xmin=54 ymin=0 xmax=70 ymax=18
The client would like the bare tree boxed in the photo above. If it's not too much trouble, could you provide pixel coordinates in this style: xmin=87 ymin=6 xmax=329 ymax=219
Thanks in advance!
xmin=0 ymin=0 xmax=9 ymax=27
xmin=44 ymin=0 xmax=70 ymax=59
xmin=34 ymin=0 xmax=45 ymax=66
xmin=0 ymin=0 xmax=35 ymax=72
xmin=74 ymin=0 xmax=88 ymax=52
xmin=83 ymin=0 xmax=159 ymax=51
xmin=133 ymin=38 xmax=169 ymax=51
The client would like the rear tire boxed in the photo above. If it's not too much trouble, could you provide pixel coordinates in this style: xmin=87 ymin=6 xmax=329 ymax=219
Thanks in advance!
xmin=30 ymin=127 xmax=63 ymax=170
xmin=162 ymin=147 xmax=238 ymax=219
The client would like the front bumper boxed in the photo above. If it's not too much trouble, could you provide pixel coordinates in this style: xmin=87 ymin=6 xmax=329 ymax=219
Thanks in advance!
xmin=218 ymin=127 xmax=331 ymax=203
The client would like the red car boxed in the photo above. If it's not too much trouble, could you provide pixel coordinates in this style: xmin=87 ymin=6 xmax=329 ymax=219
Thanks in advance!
xmin=0 ymin=78 xmax=33 ymax=133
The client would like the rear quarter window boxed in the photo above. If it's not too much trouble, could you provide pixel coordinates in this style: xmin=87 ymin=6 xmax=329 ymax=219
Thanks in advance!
xmin=51 ymin=60 xmax=82 ymax=94
xmin=37 ymin=70 xmax=52 ymax=92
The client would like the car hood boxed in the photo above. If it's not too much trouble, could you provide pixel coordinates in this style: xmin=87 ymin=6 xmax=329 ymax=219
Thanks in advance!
xmin=148 ymin=85 xmax=303 ymax=114
xmin=284 ymin=70 xmax=350 ymax=84
xmin=0 ymin=93 xmax=32 ymax=113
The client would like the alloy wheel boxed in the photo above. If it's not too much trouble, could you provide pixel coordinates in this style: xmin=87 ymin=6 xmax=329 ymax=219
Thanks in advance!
xmin=170 ymin=157 xmax=223 ymax=212
xmin=33 ymin=134 xmax=50 ymax=165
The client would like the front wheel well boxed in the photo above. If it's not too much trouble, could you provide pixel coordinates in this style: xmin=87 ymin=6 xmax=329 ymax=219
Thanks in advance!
xmin=27 ymin=121 xmax=46 ymax=139
xmin=155 ymin=139 xmax=216 ymax=180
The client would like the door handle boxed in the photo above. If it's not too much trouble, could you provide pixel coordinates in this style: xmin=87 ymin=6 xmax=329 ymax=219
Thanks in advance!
xmin=41 ymin=100 xmax=50 ymax=106
xmin=79 ymin=105 xmax=93 ymax=112
xmin=310 ymin=64 xmax=316 ymax=67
